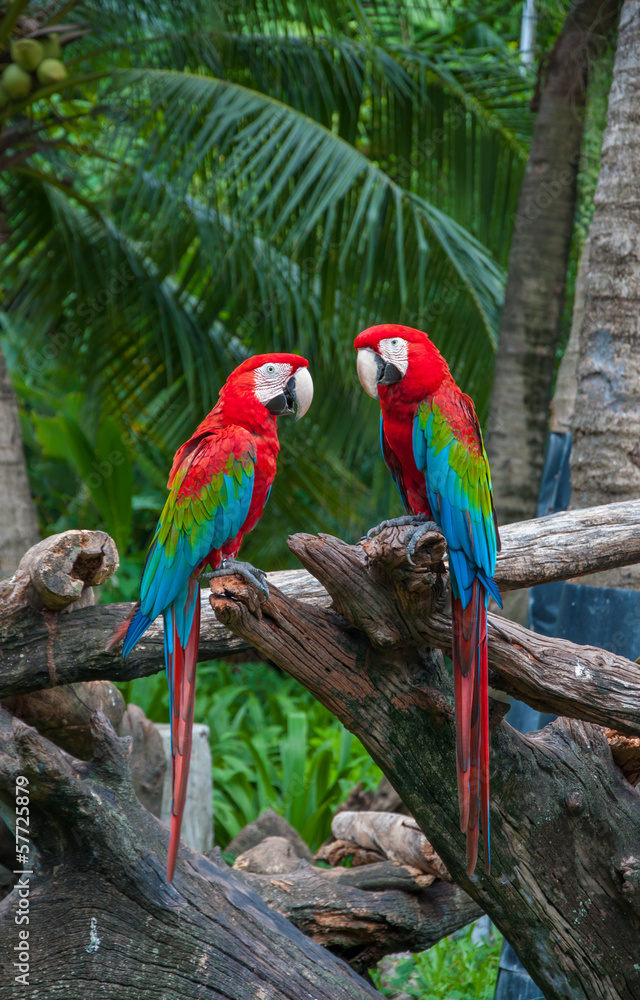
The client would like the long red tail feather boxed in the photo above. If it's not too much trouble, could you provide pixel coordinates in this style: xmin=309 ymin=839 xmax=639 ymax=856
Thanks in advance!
xmin=452 ymin=579 xmax=490 ymax=875
xmin=166 ymin=579 xmax=201 ymax=882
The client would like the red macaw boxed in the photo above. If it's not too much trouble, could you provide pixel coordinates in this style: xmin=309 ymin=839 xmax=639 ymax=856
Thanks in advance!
xmin=107 ymin=354 xmax=313 ymax=881
xmin=354 ymin=324 xmax=501 ymax=875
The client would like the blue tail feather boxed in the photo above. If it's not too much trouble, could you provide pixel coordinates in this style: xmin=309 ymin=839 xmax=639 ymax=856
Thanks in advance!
xmin=122 ymin=610 xmax=153 ymax=658
xmin=479 ymin=570 xmax=502 ymax=608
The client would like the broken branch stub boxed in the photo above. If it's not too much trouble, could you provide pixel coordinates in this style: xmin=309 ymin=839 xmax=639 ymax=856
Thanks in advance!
xmin=329 ymin=811 xmax=450 ymax=881
xmin=0 ymin=529 xmax=118 ymax=617
xmin=209 ymin=522 xmax=640 ymax=1000
xmin=0 ymin=707 xmax=379 ymax=1000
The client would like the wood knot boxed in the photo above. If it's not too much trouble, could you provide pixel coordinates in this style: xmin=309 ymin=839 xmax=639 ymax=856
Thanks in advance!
xmin=409 ymin=682 xmax=453 ymax=722
xmin=208 ymin=578 xmax=263 ymax=622
xmin=362 ymin=524 xmax=447 ymax=592
xmin=565 ymin=790 xmax=584 ymax=815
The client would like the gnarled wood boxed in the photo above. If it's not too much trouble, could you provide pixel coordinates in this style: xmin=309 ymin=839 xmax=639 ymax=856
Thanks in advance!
xmin=4 ymin=501 xmax=640 ymax=710
xmin=1 ymin=679 xmax=124 ymax=759
xmin=227 ymin=855 xmax=482 ymax=973
xmin=207 ymin=526 xmax=640 ymax=1000
xmin=0 ymin=708 xmax=379 ymax=1000
xmin=327 ymin=812 xmax=449 ymax=881
xmin=291 ymin=527 xmax=640 ymax=738
xmin=604 ymin=729 xmax=640 ymax=787
xmin=0 ymin=529 xmax=118 ymax=618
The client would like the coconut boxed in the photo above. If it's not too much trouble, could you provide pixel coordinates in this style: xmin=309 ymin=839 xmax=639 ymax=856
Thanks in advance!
xmin=41 ymin=33 xmax=61 ymax=60
xmin=36 ymin=58 xmax=67 ymax=86
xmin=10 ymin=38 xmax=44 ymax=71
xmin=2 ymin=63 xmax=32 ymax=99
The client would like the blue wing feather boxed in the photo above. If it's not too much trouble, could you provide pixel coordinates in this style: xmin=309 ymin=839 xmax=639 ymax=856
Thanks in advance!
xmin=412 ymin=401 xmax=501 ymax=610
xmin=124 ymin=436 xmax=255 ymax=656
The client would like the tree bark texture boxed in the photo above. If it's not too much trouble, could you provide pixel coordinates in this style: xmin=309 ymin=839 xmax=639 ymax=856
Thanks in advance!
xmin=486 ymin=0 xmax=620 ymax=530
xmin=0 ymin=344 xmax=40 ymax=579
xmin=228 ymin=856 xmax=482 ymax=974
xmin=570 ymin=0 xmax=640 ymax=589
xmin=550 ymin=236 xmax=590 ymax=435
xmin=4 ymin=510 xmax=640 ymax=738
xmin=2 ymin=515 xmax=640 ymax=996
xmin=0 ymin=708 xmax=381 ymax=1000
xmin=204 ymin=527 xmax=640 ymax=1000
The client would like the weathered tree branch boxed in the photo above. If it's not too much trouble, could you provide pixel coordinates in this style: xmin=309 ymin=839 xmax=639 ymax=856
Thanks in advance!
xmin=205 ymin=528 xmax=640 ymax=1000
xmin=3 ymin=501 xmax=640 ymax=730
xmin=227 ymin=855 xmax=482 ymax=973
xmin=496 ymin=498 xmax=640 ymax=589
xmin=0 ymin=708 xmax=380 ymax=999
xmin=287 ymin=526 xmax=640 ymax=738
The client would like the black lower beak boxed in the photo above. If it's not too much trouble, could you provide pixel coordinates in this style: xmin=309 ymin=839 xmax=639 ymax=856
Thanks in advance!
xmin=378 ymin=362 xmax=403 ymax=386
xmin=265 ymin=376 xmax=297 ymax=416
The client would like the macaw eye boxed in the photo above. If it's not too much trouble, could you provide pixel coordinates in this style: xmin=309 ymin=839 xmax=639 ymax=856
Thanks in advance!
xmin=390 ymin=338 xmax=398 ymax=347
xmin=266 ymin=364 xmax=275 ymax=374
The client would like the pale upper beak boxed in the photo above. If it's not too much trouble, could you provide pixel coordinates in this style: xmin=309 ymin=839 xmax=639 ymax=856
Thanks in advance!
xmin=357 ymin=347 xmax=405 ymax=398
xmin=356 ymin=347 xmax=384 ymax=398
xmin=265 ymin=367 xmax=314 ymax=419
xmin=291 ymin=366 xmax=313 ymax=421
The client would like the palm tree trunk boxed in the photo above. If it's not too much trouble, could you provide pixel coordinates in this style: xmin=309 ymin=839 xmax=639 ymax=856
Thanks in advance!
xmin=569 ymin=0 xmax=640 ymax=589
xmin=486 ymin=0 xmax=620 ymax=530
xmin=0 ymin=343 xmax=39 ymax=577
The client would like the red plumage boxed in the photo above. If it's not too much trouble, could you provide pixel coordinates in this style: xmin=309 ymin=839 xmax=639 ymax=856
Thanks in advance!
xmin=355 ymin=324 xmax=500 ymax=875
xmin=108 ymin=353 xmax=312 ymax=882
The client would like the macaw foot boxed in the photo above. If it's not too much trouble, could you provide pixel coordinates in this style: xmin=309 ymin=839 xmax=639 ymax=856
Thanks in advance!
xmin=208 ymin=559 xmax=270 ymax=602
xmin=365 ymin=514 xmax=441 ymax=566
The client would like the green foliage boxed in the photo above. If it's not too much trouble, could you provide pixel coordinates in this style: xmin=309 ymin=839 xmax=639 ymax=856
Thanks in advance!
xmin=372 ymin=923 xmax=505 ymax=999
xmin=1 ymin=0 xmax=536 ymax=570
xmin=118 ymin=660 xmax=382 ymax=849
xmin=33 ymin=408 xmax=133 ymax=552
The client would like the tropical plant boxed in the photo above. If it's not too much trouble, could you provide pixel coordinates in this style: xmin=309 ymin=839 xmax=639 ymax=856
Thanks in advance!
xmin=118 ymin=659 xmax=382 ymax=848
xmin=372 ymin=923 xmax=505 ymax=999
xmin=0 ymin=0 xmax=534 ymax=579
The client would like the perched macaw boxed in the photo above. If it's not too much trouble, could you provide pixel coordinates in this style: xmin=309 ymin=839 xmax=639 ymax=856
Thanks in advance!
xmin=107 ymin=354 xmax=313 ymax=881
xmin=354 ymin=324 xmax=501 ymax=875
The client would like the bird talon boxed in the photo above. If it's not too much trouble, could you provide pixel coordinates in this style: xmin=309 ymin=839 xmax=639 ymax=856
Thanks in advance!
xmin=209 ymin=559 xmax=270 ymax=602
xmin=405 ymin=520 xmax=440 ymax=563
xmin=364 ymin=513 xmax=431 ymax=541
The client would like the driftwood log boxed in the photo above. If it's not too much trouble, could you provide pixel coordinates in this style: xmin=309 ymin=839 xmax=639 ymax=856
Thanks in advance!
xmin=0 ymin=708 xmax=380 ymax=999
xmin=319 ymin=812 xmax=449 ymax=881
xmin=1 ymin=502 xmax=640 ymax=998
xmin=229 ymin=855 xmax=481 ymax=973
xmin=3 ymin=502 xmax=640 ymax=741
xmin=203 ymin=523 xmax=640 ymax=1000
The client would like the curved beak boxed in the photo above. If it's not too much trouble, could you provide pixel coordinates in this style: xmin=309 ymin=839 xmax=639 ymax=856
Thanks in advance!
xmin=356 ymin=348 xmax=383 ymax=398
xmin=357 ymin=347 xmax=403 ymax=398
xmin=291 ymin=366 xmax=313 ymax=421
xmin=265 ymin=367 xmax=314 ymax=420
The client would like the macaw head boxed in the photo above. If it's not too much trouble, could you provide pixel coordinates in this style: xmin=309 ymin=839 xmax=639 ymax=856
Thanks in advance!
xmin=225 ymin=353 xmax=314 ymax=421
xmin=354 ymin=324 xmax=449 ymax=403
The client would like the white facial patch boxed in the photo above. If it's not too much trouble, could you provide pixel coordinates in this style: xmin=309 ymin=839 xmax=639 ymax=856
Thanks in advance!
xmin=253 ymin=362 xmax=293 ymax=403
xmin=377 ymin=336 xmax=409 ymax=376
